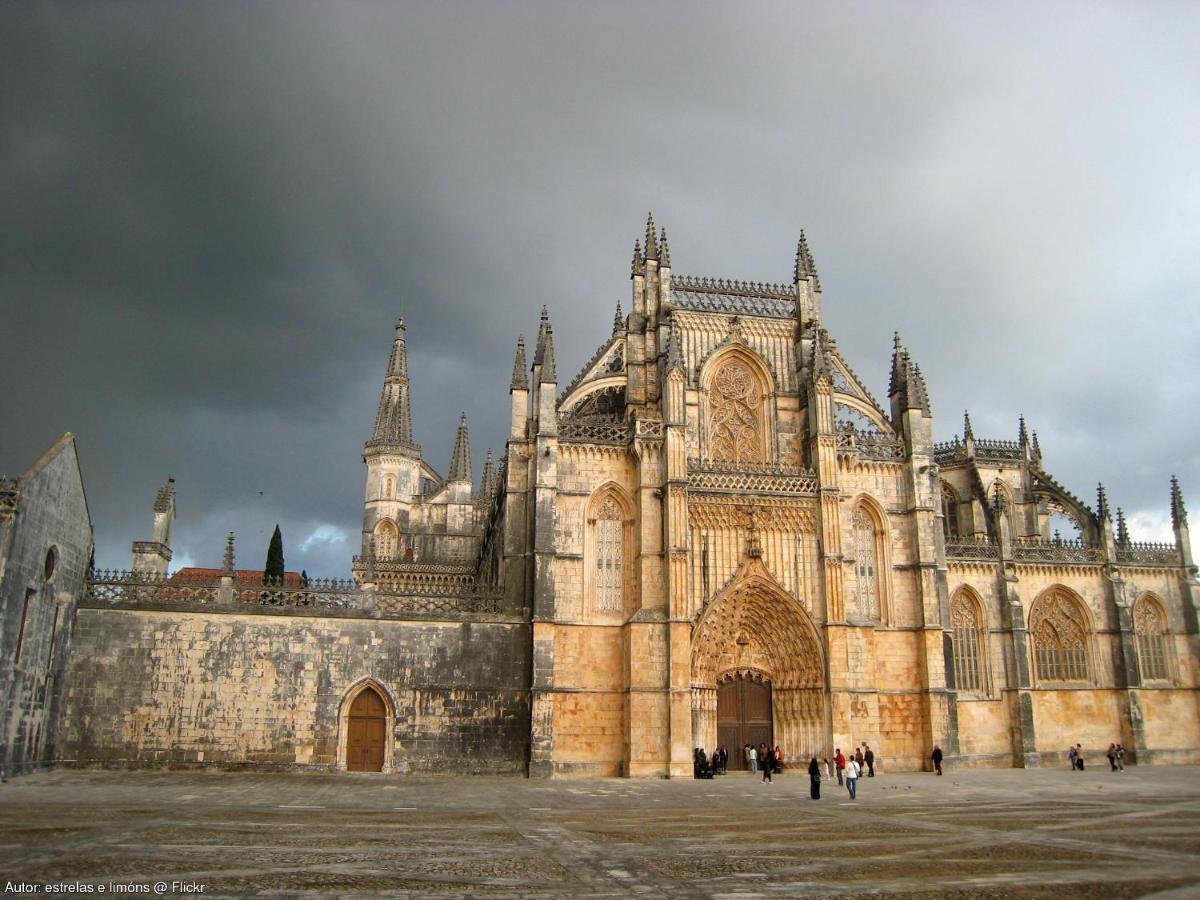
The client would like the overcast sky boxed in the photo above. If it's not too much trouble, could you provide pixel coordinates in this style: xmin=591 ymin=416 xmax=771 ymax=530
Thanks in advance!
xmin=2 ymin=1 xmax=1197 ymax=576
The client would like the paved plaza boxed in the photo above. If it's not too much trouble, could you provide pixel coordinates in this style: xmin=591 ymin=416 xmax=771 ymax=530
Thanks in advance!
xmin=2 ymin=765 xmax=1199 ymax=898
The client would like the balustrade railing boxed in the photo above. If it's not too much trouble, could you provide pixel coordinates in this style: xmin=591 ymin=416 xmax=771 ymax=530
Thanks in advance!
xmin=944 ymin=539 xmax=999 ymax=561
xmin=1013 ymin=538 xmax=1104 ymax=565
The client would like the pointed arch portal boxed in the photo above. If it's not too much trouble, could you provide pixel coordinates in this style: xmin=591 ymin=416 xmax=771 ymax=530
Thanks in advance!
xmin=346 ymin=685 xmax=388 ymax=772
xmin=691 ymin=560 xmax=825 ymax=763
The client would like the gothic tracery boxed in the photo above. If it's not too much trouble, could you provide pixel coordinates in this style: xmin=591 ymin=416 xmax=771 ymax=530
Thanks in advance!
xmin=1030 ymin=590 xmax=1090 ymax=683
xmin=708 ymin=360 xmax=763 ymax=464
xmin=1133 ymin=595 xmax=1168 ymax=682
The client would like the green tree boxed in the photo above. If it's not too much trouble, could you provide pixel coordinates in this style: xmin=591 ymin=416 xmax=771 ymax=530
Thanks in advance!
xmin=264 ymin=524 xmax=285 ymax=584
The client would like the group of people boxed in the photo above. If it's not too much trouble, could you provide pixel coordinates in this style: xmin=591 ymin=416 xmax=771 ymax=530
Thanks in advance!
xmin=692 ymin=746 xmax=728 ymax=778
xmin=1067 ymin=743 xmax=1127 ymax=771
xmin=801 ymin=744 xmax=876 ymax=800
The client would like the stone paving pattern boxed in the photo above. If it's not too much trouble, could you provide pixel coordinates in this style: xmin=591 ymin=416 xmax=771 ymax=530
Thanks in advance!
xmin=2 ymin=767 xmax=1199 ymax=898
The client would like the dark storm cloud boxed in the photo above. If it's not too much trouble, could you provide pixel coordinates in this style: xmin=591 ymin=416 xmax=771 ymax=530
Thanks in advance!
xmin=2 ymin=1 xmax=1197 ymax=574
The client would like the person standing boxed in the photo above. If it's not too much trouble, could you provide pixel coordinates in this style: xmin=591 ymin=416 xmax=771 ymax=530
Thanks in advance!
xmin=1116 ymin=744 xmax=1125 ymax=772
xmin=864 ymin=744 xmax=875 ymax=777
xmin=855 ymin=746 xmax=865 ymax=772
xmin=761 ymin=747 xmax=773 ymax=783
xmin=1107 ymin=744 xmax=1117 ymax=771
xmin=835 ymin=748 xmax=846 ymax=786
xmin=748 ymin=744 xmax=757 ymax=774
xmin=1075 ymin=744 xmax=1085 ymax=771
xmin=821 ymin=757 xmax=831 ymax=782
xmin=931 ymin=744 xmax=943 ymax=776
xmin=845 ymin=756 xmax=859 ymax=800
xmin=774 ymin=745 xmax=784 ymax=774
xmin=808 ymin=757 xmax=821 ymax=800
xmin=1068 ymin=745 xmax=1078 ymax=770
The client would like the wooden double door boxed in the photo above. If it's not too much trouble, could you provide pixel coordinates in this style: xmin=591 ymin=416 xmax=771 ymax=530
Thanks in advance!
xmin=717 ymin=675 xmax=773 ymax=770
xmin=347 ymin=687 xmax=387 ymax=772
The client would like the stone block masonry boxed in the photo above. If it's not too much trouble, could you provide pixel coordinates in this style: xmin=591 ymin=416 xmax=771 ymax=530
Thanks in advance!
xmin=57 ymin=607 xmax=530 ymax=774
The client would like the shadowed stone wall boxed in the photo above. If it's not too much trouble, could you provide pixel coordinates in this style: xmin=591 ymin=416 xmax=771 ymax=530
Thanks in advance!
xmin=0 ymin=435 xmax=93 ymax=776
xmin=57 ymin=607 xmax=530 ymax=774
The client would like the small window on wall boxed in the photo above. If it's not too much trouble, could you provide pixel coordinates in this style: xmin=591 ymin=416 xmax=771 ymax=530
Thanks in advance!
xmin=383 ymin=477 xmax=394 ymax=499
xmin=1133 ymin=595 xmax=1169 ymax=682
xmin=44 ymin=546 xmax=58 ymax=582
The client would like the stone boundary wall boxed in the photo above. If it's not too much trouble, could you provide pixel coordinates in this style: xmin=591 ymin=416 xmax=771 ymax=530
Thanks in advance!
xmin=57 ymin=607 xmax=531 ymax=774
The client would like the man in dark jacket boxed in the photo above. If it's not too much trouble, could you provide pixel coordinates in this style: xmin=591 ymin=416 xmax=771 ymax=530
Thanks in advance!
xmin=864 ymin=744 xmax=875 ymax=777
xmin=931 ymin=745 xmax=943 ymax=776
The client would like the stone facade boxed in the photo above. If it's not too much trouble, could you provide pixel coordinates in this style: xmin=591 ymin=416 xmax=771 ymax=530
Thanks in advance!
xmin=0 ymin=434 xmax=93 ymax=776
xmin=42 ymin=217 xmax=1200 ymax=776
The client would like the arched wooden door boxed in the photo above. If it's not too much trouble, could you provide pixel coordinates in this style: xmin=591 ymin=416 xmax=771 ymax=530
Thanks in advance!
xmin=347 ymin=686 xmax=387 ymax=772
xmin=717 ymin=675 xmax=772 ymax=770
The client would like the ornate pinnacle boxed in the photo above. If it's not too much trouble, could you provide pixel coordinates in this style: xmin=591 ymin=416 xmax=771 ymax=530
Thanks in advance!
xmin=794 ymin=234 xmax=810 ymax=283
xmin=644 ymin=213 xmax=658 ymax=260
xmin=613 ymin=302 xmax=624 ymax=335
xmin=963 ymin=410 xmax=975 ymax=441
xmin=888 ymin=332 xmax=905 ymax=396
xmin=801 ymin=231 xmax=820 ymax=292
xmin=1096 ymin=483 xmax=1110 ymax=522
xmin=479 ymin=448 xmax=495 ymax=501
xmin=223 ymin=532 xmax=235 ymax=576
xmin=510 ymin=335 xmax=529 ymax=391
xmin=1018 ymin=415 xmax=1028 ymax=447
xmin=533 ymin=305 xmax=549 ymax=365
xmin=370 ymin=316 xmax=416 ymax=450
xmin=1116 ymin=508 xmax=1129 ymax=546
xmin=449 ymin=413 xmax=472 ymax=483
xmin=540 ymin=321 xmax=557 ymax=383
xmin=659 ymin=228 xmax=670 ymax=267
xmin=1031 ymin=430 xmax=1042 ymax=460
xmin=631 ymin=240 xmax=643 ymax=278
xmin=1170 ymin=475 xmax=1188 ymax=529
xmin=910 ymin=363 xmax=931 ymax=415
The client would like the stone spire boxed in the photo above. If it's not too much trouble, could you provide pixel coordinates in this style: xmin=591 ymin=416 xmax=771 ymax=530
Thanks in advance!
xmin=794 ymin=234 xmax=810 ymax=283
xmin=888 ymin=332 xmax=906 ymax=397
xmin=1116 ymin=508 xmax=1129 ymax=546
xmin=811 ymin=328 xmax=832 ymax=380
xmin=644 ymin=212 xmax=658 ymax=260
xmin=370 ymin=318 xmax=417 ymax=449
xmin=449 ymin=413 xmax=472 ymax=483
xmin=659 ymin=228 xmax=670 ymax=267
xmin=631 ymin=240 xmax=643 ymax=278
xmin=1171 ymin=475 xmax=1188 ymax=529
xmin=963 ymin=410 xmax=975 ymax=441
xmin=1031 ymin=430 xmax=1042 ymax=461
xmin=613 ymin=302 xmax=624 ymax=335
xmin=1096 ymin=483 xmax=1111 ymax=521
xmin=533 ymin=306 xmax=549 ymax=366
xmin=909 ymin=363 xmax=931 ymax=415
xmin=802 ymin=231 xmax=820 ymax=292
xmin=540 ymin=318 xmax=557 ymax=383
xmin=1018 ymin=415 xmax=1028 ymax=447
xmin=510 ymin=335 xmax=529 ymax=391
xmin=478 ymin=448 xmax=495 ymax=501
xmin=223 ymin=532 xmax=235 ymax=576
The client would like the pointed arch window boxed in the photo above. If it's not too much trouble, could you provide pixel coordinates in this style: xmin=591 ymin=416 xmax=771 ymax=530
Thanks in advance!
xmin=595 ymin=497 xmax=624 ymax=613
xmin=852 ymin=506 xmax=880 ymax=620
xmin=708 ymin=359 xmax=764 ymax=464
xmin=1030 ymin=590 xmax=1091 ymax=683
xmin=950 ymin=591 xmax=985 ymax=693
xmin=942 ymin=484 xmax=960 ymax=542
xmin=374 ymin=520 xmax=398 ymax=560
xmin=1133 ymin=595 xmax=1169 ymax=682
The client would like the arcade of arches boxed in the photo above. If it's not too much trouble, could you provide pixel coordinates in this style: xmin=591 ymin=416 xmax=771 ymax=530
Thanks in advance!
xmin=691 ymin=561 xmax=825 ymax=765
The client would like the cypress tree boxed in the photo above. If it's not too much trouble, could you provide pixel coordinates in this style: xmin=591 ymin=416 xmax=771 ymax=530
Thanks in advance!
xmin=264 ymin=524 xmax=285 ymax=584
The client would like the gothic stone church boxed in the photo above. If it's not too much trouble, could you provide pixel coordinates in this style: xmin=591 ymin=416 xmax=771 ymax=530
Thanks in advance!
xmin=11 ymin=217 xmax=1198 ymax=778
